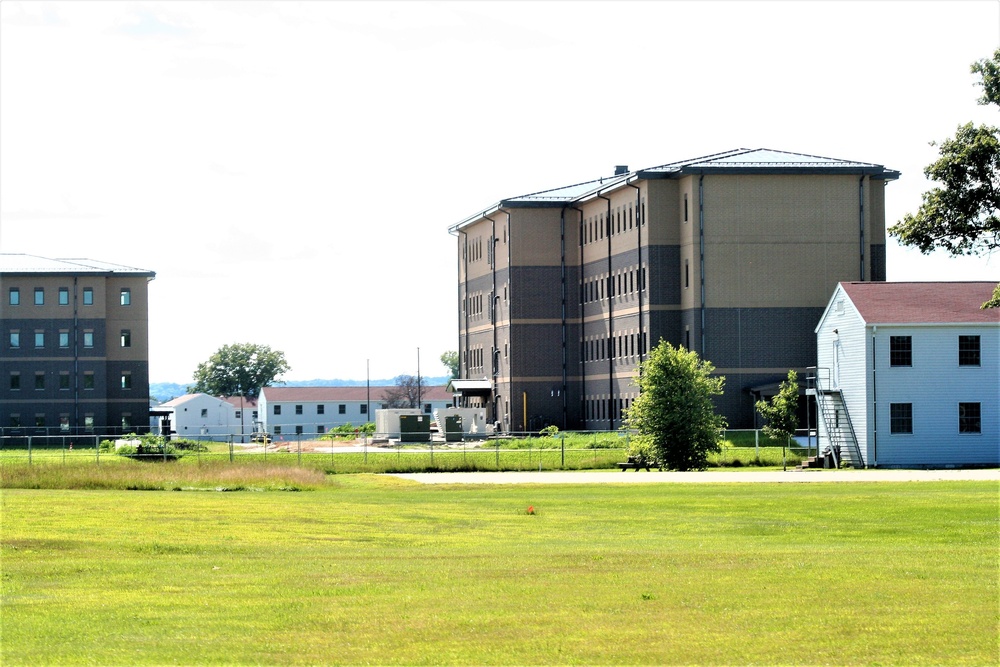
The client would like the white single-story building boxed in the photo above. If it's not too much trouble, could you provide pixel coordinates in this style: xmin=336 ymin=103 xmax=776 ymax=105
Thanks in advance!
xmin=158 ymin=393 xmax=239 ymax=442
xmin=814 ymin=281 xmax=999 ymax=468
xmin=257 ymin=385 xmax=453 ymax=438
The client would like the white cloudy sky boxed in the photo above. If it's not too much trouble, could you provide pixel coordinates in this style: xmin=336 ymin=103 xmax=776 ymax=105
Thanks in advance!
xmin=2 ymin=1 xmax=998 ymax=383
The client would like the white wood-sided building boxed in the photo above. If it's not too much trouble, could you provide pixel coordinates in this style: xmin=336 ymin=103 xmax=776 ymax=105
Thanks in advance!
xmin=814 ymin=282 xmax=999 ymax=469
xmin=257 ymin=386 xmax=453 ymax=438
xmin=158 ymin=393 xmax=238 ymax=442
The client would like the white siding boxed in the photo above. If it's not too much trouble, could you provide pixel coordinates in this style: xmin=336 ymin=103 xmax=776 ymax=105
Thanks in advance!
xmin=873 ymin=325 xmax=999 ymax=467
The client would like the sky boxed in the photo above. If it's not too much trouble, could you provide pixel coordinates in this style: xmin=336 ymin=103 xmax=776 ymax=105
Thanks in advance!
xmin=2 ymin=1 xmax=998 ymax=384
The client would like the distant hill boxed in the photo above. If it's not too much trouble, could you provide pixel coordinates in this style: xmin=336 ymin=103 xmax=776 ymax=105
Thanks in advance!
xmin=149 ymin=377 xmax=451 ymax=403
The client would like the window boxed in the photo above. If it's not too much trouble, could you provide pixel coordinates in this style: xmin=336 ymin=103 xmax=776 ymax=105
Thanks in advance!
xmin=274 ymin=405 xmax=281 ymax=415
xmin=360 ymin=404 xmax=367 ymax=415
xmin=10 ymin=373 xmax=20 ymax=390
xmin=83 ymin=331 xmax=94 ymax=348
xmin=295 ymin=404 xmax=303 ymax=415
xmin=83 ymin=372 xmax=95 ymax=390
xmin=201 ymin=408 xmax=208 ymax=418
xmin=424 ymin=404 xmax=432 ymax=414
xmin=889 ymin=336 xmax=912 ymax=367
xmin=9 ymin=331 xmax=19 ymax=348
xmin=121 ymin=372 xmax=132 ymax=390
xmin=9 ymin=415 xmax=20 ymax=428
xmin=889 ymin=403 xmax=912 ymax=434
xmin=59 ymin=331 xmax=69 ymax=348
xmin=59 ymin=287 xmax=69 ymax=305
xmin=59 ymin=372 xmax=70 ymax=390
xmin=9 ymin=288 xmax=19 ymax=305
xmin=683 ymin=193 xmax=689 ymax=222
xmin=317 ymin=404 xmax=325 ymax=415
xmin=959 ymin=403 xmax=981 ymax=434
xmin=959 ymin=335 xmax=981 ymax=366
xmin=122 ymin=414 xmax=132 ymax=430
xmin=34 ymin=331 xmax=44 ymax=348
xmin=35 ymin=372 xmax=45 ymax=390
xmin=338 ymin=404 xmax=346 ymax=414
xmin=60 ymin=416 xmax=70 ymax=432
xmin=295 ymin=425 xmax=303 ymax=435
xmin=84 ymin=415 xmax=94 ymax=431
xmin=274 ymin=426 xmax=282 ymax=435
xmin=35 ymin=415 xmax=45 ymax=428
xmin=120 ymin=288 xmax=131 ymax=306
xmin=120 ymin=330 xmax=131 ymax=348
xmin=34 ymin=288 xmax=44 ymax=305
xmin=317 ymin=426 xmax=325 ymax=434
xmin=83 ymin=288 xmax=93 ymax=305
xmin=235 ymin=410 xmax=242 ymax=419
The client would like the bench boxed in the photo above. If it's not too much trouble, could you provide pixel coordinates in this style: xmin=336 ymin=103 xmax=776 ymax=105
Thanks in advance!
xmin=617 ymin=456 xmax=663 ymax=471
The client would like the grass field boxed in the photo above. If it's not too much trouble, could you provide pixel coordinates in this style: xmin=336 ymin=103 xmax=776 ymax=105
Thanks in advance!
xmin=2 ymin=466 xmax=996 ymax=665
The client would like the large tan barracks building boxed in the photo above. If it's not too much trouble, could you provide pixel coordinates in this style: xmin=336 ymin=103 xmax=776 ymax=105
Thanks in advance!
xmin=0 ymin=254 xmax=155 ymax=435
xmin=450 ymin=149 xmax=899 ymax=431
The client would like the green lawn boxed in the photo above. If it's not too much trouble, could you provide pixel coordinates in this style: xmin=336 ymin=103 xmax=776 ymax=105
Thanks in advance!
xmin=1 ymin=471 xmax=996 ymax=665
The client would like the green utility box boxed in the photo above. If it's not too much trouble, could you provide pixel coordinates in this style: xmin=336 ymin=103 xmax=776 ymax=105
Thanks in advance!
xmin=399 ymin=414 xmax=431 ymax=442
xmin=444 ymin=415 xmax=463 ymax=442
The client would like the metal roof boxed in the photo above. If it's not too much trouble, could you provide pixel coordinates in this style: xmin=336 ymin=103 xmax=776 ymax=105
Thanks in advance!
xmin=0 ymin=253 xmax=155 ymax=277
xmin=451 ymin=148 xmax=900 ymax=231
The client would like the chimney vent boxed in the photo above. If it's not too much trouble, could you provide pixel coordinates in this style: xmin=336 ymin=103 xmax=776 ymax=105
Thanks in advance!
xmin=614 ymin=165 xmax=629 ymax=175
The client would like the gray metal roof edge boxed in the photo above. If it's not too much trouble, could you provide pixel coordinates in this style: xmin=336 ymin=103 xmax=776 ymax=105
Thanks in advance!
xmin=0 ymin=254 xmax=156 ymax=276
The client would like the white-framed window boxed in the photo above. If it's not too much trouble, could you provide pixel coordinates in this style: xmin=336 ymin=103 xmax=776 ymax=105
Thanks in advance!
xmin=889 ymin=403 xmax=912 ymax=434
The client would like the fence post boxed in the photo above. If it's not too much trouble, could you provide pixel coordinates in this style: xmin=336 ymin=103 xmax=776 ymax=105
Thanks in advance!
xmin=95 ymin=434 xmax=100 ymax=465
xmin=229 ymin=436 xmax=234 ymax=463
xmin=495 ymin=440 xmax=500 ymax=470
xmin=755 ymin=429 xmax=759 ymax=459
xmin=560 ymin=433 xmax=565 ymax=469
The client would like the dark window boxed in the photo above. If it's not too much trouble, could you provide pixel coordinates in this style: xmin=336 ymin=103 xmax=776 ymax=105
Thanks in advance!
xmin=83 ymin=373 xmax=95 ymax=390
xmin=360 ymin=404 xmax=368 ymax=414
xmin=59 ymin=373 xmax=70 ymax=390
xmin=35 ymin=415 xmax=45 ymax=428
xmin=10 ymin=373 xmax=20 ymax=390
xmin=9 ymin=415 xmax=20 ymax=428
xmin=959 ymin=335 xmax=981 ymax=366
xmin=9 ymin=288 xmax=19 ymax=305
xmin=120 ymin=330 xmax=131 ymax=348
xmin=959 ymin=403 xmax=981 ymax=434
xmin=34 ymin=288 xmax=44 ymax=305
xmin=317 ymin=426 xmax=325 ymax=434
xmin=201 ymin=409 xmax=208 ymax=418
xmin=9 ymin=331 xmax=19 ymax=348
xmin=274 ymin=405 xmax=281 ymax=415
xmin=317 ymin=404 xmax=325 ymax=415
xmin=59 ymin=288 xmax=69 ymax=305
xmin=274 ymin=426 xmax=282 ymax=435
xmin=424 ymin=404 xmax=432 ymax=414
xmin=295 ymin=425 xmax=303 ymax=435
xmin=121 ymin=373 xmax=131 ymax=390
xmin=35 ymin=373 xmax=45 ymax=390
xmin=295 ymin=404 xmax=303 ymax=415
xmin=83 ymin=288 xmax=93 ymax=305
xmin=338 ymin=404 xmax=346 ymax=414
xmin=889 ymin=336 xmax=912 ymax=367
xmin=889 ymin=403 xmax=912 ymax=434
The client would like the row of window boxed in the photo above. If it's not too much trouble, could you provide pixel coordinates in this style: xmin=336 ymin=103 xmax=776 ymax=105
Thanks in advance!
xmin=889 ymin=335 xmax=981 ymax=367
xmin=583 ymin=266 xmax=647 ymax=303
xmin=8 ymin=414 xmax=132 ymax=430
xmin=8 ymin=329 xmax=130 ymax=350
xmin=581 ymin=201 xmax=646 ymax=246
xmin=9 ymin=371 xmax=133 ymax=390
xmin=585 ymin=395 xmax=636 ymax=422
xmin=889 ymin=402 xmax=982 ymax=434
xmin=8 ymin=287 xmax=131 ymax=306
xmin=583 ymin=332 xmax=649 ymax=363
xmin=271 ymin=403 xmax=368 ymax=416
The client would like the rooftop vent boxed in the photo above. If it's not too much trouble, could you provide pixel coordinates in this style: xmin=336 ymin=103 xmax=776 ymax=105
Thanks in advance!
xmin=614 ymin=165 xmax=629 ymax=175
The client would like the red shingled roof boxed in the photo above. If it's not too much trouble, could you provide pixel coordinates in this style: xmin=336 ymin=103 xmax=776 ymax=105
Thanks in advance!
xmin=840 ymin=282 xmax=999 ymax=324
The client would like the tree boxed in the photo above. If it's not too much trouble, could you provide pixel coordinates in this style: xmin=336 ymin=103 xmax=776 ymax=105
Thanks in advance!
xmin=190 ymin=343 xmax=290 ymax=399
xmin=754 ymin=370 xmax=800 ymax=444
xmin=625 ymin=341 xmax=726 ymax=471
xmin=440 ymin=351 xmax=459 ymax=379
xmin=889 ymin=49 xmax=1000 ymax=308
xmin=382 ymin=374 xmax=423 ymax=408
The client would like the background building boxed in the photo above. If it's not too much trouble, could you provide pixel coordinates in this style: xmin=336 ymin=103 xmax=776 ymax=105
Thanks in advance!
xmin=1 ymin=253 xmax=155 ymax=435
xmin=258 ymin=385 xmax=452 ymax=437
xmin=815 ymin=282 xmax=998 ymax=468
xmin=450 ymin=149 xmax=899 ymax=431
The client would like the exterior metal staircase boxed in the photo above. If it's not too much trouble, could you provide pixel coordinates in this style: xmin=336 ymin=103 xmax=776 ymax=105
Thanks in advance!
xmin=812 ymin=376 xmax=864 ymax=468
